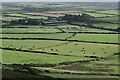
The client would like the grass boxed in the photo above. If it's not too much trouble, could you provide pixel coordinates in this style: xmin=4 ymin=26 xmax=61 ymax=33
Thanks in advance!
xmin=2 ymin=39 xmax=68 ymax=50
xmin=2 ymin=28 xmax=61 ymax=33
xmin=84 ymin=13 xmax=114 ymax=17
xmin=95 ymin=55 xmax=119 ymax=64
xmin=41 ymin=73 xmax=118 ymax=78
xmin=2 ymin=6 xmax=23 ymax=11
xmin=4 ymin=13 xmax=48 ymax=19
xmin=96 ymin=10 xmax=118 ymax=15
xmin=2 ymin=49 xmax=93 ymax=64
xmin=62 ymin=28 xmax=114 ymax=33
xmin=93 ymin=23 xmax=118 ymax=29
xmin=35 ymin=41 xmax=118 ymax=57
xmin=69 ymin=34 xmax=118 ymax=43
xmin=54 ymin=24 xmax=83 ymax=29
xmin=2 ymin=33 xmax=72 ymax=39
xmin=95 ymin=17 xmax=118 ymax=22
xmin=2 ymin=37 xmax=118 ymax=58
xmin=64 ymin=13 xmax=82 ymax=15
xmin=2 ymin=17 xmax=24 ymax=21
xmin=53 ymin=24 xmax=115 ymax=33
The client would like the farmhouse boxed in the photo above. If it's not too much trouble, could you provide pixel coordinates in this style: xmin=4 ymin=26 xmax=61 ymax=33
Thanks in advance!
xmin=41 ymin=21 xmax=67 ymax=26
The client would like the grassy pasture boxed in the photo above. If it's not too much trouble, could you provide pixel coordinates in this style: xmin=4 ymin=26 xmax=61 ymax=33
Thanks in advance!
xmin=54 ymin=24 xmax=82 ymax=29
xmin=2 ymin=28 xmax=61 ymax=33
xmin=64 ymin=13 xmax=82 ymax=15
xmin=41 ymin=42 xmax=118 ymax=57
xmin=3 ymin=6 xmax=23 ymax=11
xmin=2 ymin=17 xmax=24 ymax=21
xmin=2 ymin=39 xmax=68 ymax=50
xmin=4 ymin=13 xmax=48 ymax=19
xmin=95 ymin=17 xmax=118 ymax=22
xmin=85 ymin=13 xmax=114 ymax=17
xmin=63 ymin=28 xmax=115 ymax=33
xmin=2 ymin=33 xmax=72 ymax=39
xmin=41 ymin=73 xmax=118 ymax=78
xmin=93 ymin=23 xmax=118 ymax=29
xmin=2 ymin=39 xmax=118 ymax=57
xmin=69 ymin=34 xmax=118 ymax=43
xmin=96 ymin=10 xmax=118 ymax=15
xmin=2 ymin=49 xmax=92 ymax=64
xmin=53 ymin=24 xmax=115 ymax=33
xmin=95 ymin=55 xmax=119 ymax=64
xmin=2 ymin=22 xmax=10 ymax=26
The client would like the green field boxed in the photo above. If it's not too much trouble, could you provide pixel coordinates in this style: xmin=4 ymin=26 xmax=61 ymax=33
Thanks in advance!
xmin=2 ymin=33 xmax=72 ymax=39
xmin=95 ymin=17 xmax=118 ymax=22
xmin=93 ymin=23 xmax=118 ymax=29
xmin=4 ymin=13 xmax=48 ymax=19
xmin=96 ymin=10 xmax=118 ymax=15
xmin=2 ymin=39 xmax=68 ymax=50
xmin=40 ymin=42 xmax=118 ymax=57
xmin=69 ymin=34 xmax=118 ymax=43
xmin=2 ymin=39 xmax=118 ymax=57
xmin=2 ymin=2 xmax=119 ymax=79
xmin=65 ymin=13 xmax=82 ymax=15
xmin=84 ymin=13 xmax=114 ymax=17
xmin=2 ymin=28 xmax=61 ymax=33
xmin=2 ymin=17 xmax=24 ymax=21
xmin=2 ymin=49 xmax=93 ymax=64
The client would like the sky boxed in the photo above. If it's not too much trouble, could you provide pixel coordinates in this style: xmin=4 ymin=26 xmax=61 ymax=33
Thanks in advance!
xmin=1 ymin=0 xmax=119 ymax=2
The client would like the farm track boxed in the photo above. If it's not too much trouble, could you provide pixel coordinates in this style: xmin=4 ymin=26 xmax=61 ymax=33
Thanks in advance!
xmin=33 ymin=67 xmax=120 ymax=76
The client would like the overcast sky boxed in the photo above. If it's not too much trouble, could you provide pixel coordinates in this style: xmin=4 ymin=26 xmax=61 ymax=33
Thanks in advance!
xmin=1 ymin=0 xmax=119 ymax=2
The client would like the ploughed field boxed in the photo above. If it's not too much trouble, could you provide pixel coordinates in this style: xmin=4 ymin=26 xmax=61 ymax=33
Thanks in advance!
xmin=1 ymin=2 xmax=119 ymax=79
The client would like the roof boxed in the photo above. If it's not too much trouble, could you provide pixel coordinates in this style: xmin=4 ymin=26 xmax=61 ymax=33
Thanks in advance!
xmin=42 ymin=21 xmax=67 ymax=24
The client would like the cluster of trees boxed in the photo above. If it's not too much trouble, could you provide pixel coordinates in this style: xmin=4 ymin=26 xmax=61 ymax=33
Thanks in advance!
xmin=61 ymin=13 xmax=94 ymax=23
xmin=9 ymin=13 xmax=95 ymax=25
xmin=10 ymin=19 xmax=42 ymax=25
xmin=10 ymin=17 xmax=62 ymax=25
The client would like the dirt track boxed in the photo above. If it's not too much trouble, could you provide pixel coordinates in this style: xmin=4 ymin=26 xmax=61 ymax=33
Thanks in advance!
xmin=33 ymin=67 xmax=120 ymax=76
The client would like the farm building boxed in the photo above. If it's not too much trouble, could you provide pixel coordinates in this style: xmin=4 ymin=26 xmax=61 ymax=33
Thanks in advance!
xmin=41 ymin=21 xmax=67 ymax=26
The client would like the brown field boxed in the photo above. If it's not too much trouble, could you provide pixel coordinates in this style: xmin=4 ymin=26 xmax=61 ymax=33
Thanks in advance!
xmin=24 ymin=11 xmax=83 ymax=17
xmin=46 ymin=11 xmax=83 ymax=14
xmin=24 ymin=12 xmax=64 ymax=17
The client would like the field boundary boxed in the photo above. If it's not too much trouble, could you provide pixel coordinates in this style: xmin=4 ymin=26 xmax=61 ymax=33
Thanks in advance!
xmin=1 ymin=38 xmax=119 ymax=45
